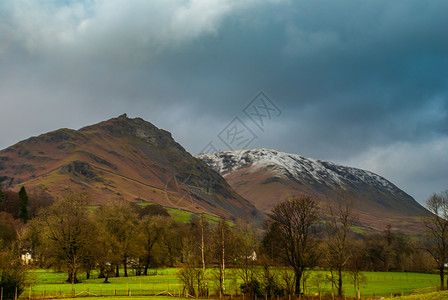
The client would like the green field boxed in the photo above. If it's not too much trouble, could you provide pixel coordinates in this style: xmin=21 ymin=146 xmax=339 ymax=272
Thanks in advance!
xmin=29 ymin=268 xmax=184 ymax=298
xmin=25 ymin=268 xmax=442 ymax=299
xmin=27 ymin=268 xmax=438 ymax=298
xmin=55 ymin=297 xmax=190 ymax=300
xmin=339 ymin=271 xmax=439 ymax=298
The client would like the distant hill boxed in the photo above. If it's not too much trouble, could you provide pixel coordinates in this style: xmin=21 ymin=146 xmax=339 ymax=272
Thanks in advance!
xmin=197 ymin=148 xmax=428 ymax=234
xmin=0 ymin=114 xmax=260 ymax=221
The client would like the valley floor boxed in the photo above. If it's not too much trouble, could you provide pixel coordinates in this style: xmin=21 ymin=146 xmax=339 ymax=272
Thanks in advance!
xmin=24 ymin=268 xmax=442 ymax=299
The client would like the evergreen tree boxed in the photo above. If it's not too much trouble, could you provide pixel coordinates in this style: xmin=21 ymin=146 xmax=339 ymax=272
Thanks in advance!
xmin=18 ymin=186 xmax=29 ymax=223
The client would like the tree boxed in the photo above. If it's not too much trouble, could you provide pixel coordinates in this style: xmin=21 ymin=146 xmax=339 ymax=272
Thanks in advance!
xmin=18 ymin=187 xmax=29 ymax=223
xmin=264 ymin=195 xmax=320 ymax=296
xmin=177 ymin=264 xmax=202 ymax=297
xmin=325 ymin=191 xmax=357 ymax=297
xmin=177 ymin=217 xmax=211 ymax=297
xmin=422 ymin=190 xmax=448 ymax=290
xmin=33 ymin=192 xmax=93 ymax=284
xmin=346 ymin=239 xmax=367 ymax=299
xmin=309 ymin=273 xmax=326 ymax=297
xmin=95 ymin=199 xmax=140 ymax=277
xmin=138 ymin=215 xmax=169 ymax=275
xmin=0 ymin=212 xmax=19 ymax=247
xmin=27 ymin=190 xmax=54 ymax=219
xmin=233 ymin=220 xmax=259 ymax=291
xmin=0 ymin=248 xmax=30 ymax=300
xmin=162 ymin=220 xmax=185 ymax=266
xmin=196 ymin=215 xmax=210 ymax=296
xmin=2 ymin=191 xmax=20 ymax=219
xmin=211 ymin=218 xmax=234 ymax=296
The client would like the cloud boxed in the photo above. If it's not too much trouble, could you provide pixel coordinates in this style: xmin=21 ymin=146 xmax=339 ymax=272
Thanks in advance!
xmin=344 ymin=137 xmax=448 ymax=203
xmin=0 ymin=0 xmax=270 ymax=65
xmin=284 ymin=24 xmax=343 ymax=59
xmin=0 ymin=0 xmax=447 ymax=204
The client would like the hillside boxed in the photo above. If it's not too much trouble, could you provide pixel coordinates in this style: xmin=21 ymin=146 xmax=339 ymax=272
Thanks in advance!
xmin=197 ymin=148 xmax=428 ymax=234
xmin=0 ymin=114 xmax=259 ymax=221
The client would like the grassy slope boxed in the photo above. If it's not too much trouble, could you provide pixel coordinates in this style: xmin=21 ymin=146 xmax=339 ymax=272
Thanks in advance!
xmin=222 ymin=158 xmax=426 ymax=235
xmin=0 ymin=116 xmax=258 ymax=221
xmin=164 ymin=207 xmax=228 ymax=225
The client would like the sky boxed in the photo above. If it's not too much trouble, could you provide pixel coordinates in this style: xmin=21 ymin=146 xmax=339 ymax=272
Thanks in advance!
xmin=0 ymin=0 xmax=447 ymax=205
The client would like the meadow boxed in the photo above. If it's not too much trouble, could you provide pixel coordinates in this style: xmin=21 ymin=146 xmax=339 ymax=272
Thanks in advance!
xmin=25 ymin=268 xmax=441 ymax=299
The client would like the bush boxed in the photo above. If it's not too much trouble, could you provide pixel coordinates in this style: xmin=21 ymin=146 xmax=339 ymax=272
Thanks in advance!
xmin=0 ymin=250 xmax=30 ymax=300
xmin=240 ymin=279 xmax=263 ymax=298
xmin=263 ymin=280 xmax=285 ymax=297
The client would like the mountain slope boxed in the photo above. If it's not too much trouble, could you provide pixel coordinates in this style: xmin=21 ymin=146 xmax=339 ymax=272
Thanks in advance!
xmin=197 ymin=148 xmax=428 ymax=233
xmin=0 ymin=115 xmax=259 ymax=220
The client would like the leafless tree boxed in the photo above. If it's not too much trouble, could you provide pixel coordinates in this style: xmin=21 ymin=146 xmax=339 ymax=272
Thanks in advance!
xmin=232 ymin=219 xmax=259 ymax=289
xmin=346 ymin=239 xmax=367 ymax=299
xmin=264 ymin=195 xmax=320 ymax=296
xmin=34 ymin=192 xmax=93 ymax=284
xmin=177 ymin=216 xmax=210 ymax=297
xmin=198 ymin=215 xmax=209 ymax=296
xmin=211 ymin=218 xmax=234 ymax=295
xmin=325 ymin=189 xmax=358 ymax=297
xmin=422 ymin=190 xmax=448 ymax=290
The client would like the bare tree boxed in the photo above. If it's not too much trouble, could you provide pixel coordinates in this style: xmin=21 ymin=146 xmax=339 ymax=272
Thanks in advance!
xmin=346 ymin=239 xmax=367 ymax=299
xmin=264 ymin=195 xmax=320 ymax=296
xmin=177 ymin=217 xmax=210 ymax=297
xmin=33 ymin=192 xmax=93 ymax=284
xmin=233 ymin=219 xmax=259 ymax=289
xmin=325 ymin=190 xmax=358 ymax=297
xmin=211 ymin=218 xmax=233 ymax=296
xmin=422 ymin=190 xmax=448 ymax=290
xmin=198 ymin=215 xmax=209 ymax=296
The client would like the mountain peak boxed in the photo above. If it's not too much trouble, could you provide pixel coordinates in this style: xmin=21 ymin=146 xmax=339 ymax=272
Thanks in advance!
xmin=197 ymin=148 xmax=427 ymax=233
xmin=0 ymin=116 xmax=259 ymax=221
xmin=79 ymin=114 xmax=176 ymax=148
xmin=198 ymin=148 xmax=397 ymax=193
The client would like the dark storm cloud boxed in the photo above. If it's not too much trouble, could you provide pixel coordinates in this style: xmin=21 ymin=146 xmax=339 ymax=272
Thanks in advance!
xmin=0 ymin=0 xmax=447 ymax=203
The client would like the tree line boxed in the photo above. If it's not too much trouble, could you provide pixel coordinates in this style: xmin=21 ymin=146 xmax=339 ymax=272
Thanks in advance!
xmin=1 ymin=188 xmax=448 ymax=299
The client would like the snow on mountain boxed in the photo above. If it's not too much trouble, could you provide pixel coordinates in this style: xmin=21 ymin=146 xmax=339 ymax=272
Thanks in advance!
xmin=197 ymin=148 xmax=401 ymax=196
xmin=197 ymin=148 xmax=428 ymax=234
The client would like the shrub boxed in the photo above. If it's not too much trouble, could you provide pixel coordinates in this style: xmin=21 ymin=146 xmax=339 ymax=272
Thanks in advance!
xmin=240 ymin=279 xmax=263 ymax=298
xmin=0 ymin=249 xmax=30 ymax=300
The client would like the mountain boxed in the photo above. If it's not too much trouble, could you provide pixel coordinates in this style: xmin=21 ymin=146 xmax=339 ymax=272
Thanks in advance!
xmin=197 ymin=148 xmax=428 ymax=234
xmin=0 ymin=114 xmax=259 ymax=221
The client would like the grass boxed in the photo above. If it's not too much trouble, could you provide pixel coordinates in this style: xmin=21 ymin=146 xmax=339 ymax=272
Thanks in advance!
xmin=350 ymin=225 xmax=374 ymax=235
xmin=164 ymin=207 xmax=225 ymax=224
xmin=330 ymin=271 xmax=439 ymax=298
xmin=26 ymin=268 xmax=441 ymax=299
xmin=29 ymin=268 xmax=181 ymax=297
xmin=88 ymin=203 xmax=227 ymax=225
xmin=385 ymin=290 xmax=448 ymax=299
xmin=59 ymin=297 xmax=190 ymax=300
